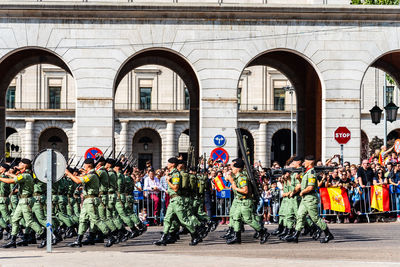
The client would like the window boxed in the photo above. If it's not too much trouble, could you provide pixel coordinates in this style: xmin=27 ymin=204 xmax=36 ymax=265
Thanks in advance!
xmin=273 ymin=81 xmax=286 ymax=111
xmin=237 ymin=80 xmax=243 ymax=110
xmin=386 ymin=86 xmax=394 ymax=104
xmin=49 ymin=86 xmax=61 ymax=109
xmin=6 ymin=86 xmax=15 ymax=109
xmin=184 ymin=87 xmax=190 ymax=110
xmin=140 ymin=87 xmax=152 ymax=110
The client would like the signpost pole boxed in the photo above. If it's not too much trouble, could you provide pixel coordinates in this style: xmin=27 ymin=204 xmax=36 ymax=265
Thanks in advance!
xmin=46 ymin=149 xmax=53 ymax=253
xmin=340 ymin=144 xmax=344 ymax=166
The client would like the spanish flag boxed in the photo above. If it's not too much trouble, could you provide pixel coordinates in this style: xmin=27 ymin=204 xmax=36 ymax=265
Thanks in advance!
xmin=319 ymin=187 xmax=351 ymax=213
xmin=370 ymin=185 xmax=390 ymax=212
xmin=213 ymin=176 xmax=225 ymax=192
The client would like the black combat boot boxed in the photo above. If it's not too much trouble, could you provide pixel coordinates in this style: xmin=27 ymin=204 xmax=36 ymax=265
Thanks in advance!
xmin=94 ymin=232 xmax=105 ymax=243
xmin=65 ymin=227 xmax=77 ymax=238
xmin=178 ymin=227 xmax=189 ymax=236
xmin=209 ymin=220 xmax=218 ymax=232
xmin=240 ymin=224 xmax=245 ymax=233
xmin=271 ymin=224 xmax=284 ymax=235
xmin=260 ymin=228 xmax=270 ymax=244
xmin=166 ymin=230 xmax=180 ymax=244
xmin=285 ymin=230 xmax=301 ymax=243
xmin=0 ymin=228 xmax=4 ymax=240
xmin=253 ymin=231 xmax=260 ymax=239
xmin=302 ymin=224 xmax=311 ymax=236
xmin=320 ymin=228 xmax=334 ymax=243
xmin=68 ymin=235 xmax=83 ymax=247
xmin=312 ymin=227 xmax=322 ymax=240
xmin=82 ymin=232 xmax=96 ymax=245
xmin=129 ymin=227 xmax=140 ymax=239
xmin=226 ymin=231 xmax=241 ymax=245
xmin=104 ymin=233 xmax=116 ymax=248
xmin=37 ymin=232 xmax=47 ymax=248
xmin=189 ymin=232 xmax=201 ymax=246
xmin=221 ymin=227 xmax=234 ymax=239
xmin=277 ymin=227 xmax=288 ymax=238
xmin=281 ymin=228 xmax=294 ymax=241
xmin=2 ymin=235 xmax=17 ymax=248
xmin=153 ymin=233 xmax=168 ymax=246
xmin=138 ymin=223 xmax=147 ymax=235
xmin=4 ymin=225 xmax=11 ymax=241
xmin=16 ymin=234 xmax=29 ymax=246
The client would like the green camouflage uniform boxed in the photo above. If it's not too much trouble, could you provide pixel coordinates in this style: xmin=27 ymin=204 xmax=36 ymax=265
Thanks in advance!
xmin=0 ymin=173 xmax=11 ymax=228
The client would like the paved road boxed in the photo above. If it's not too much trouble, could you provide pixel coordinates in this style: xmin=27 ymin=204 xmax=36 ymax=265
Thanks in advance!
xmin=0 ymin=223 xmax=399 ymax=267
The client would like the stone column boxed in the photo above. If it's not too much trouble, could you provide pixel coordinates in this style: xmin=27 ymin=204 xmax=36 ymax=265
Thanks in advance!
xmin=24 ymin=119 xmax=35 ymax=160
xmin=119 ymin=120 xmax=129 ymax=155
xmin=257 ymin=121 xmax=268 ymax=167
xmin=164 ymin=120 xmax=176 ymax=164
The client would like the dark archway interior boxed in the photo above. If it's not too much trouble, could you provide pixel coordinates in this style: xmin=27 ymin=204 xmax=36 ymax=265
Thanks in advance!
xmin=114 ymin=49 xmax=200 ymax=162
xmin=0 ymin=48 xmax=73 ymax=157
xmin=38 ymin=127 xmax=69 ymax=158
xmin=372 ymin=52 xmax=400 ymax=88
xmin=6 ymin=127 xmax=17 ymax=139
xmin=247 ymin=51 xmax=322 ymax=159
xmin=272 ymin=129 xmax=297 ymax=167
xmin=237 ymin=128 xmax=254 ymax=165
xmin=132 ymin=128 xmax=162 ymax=170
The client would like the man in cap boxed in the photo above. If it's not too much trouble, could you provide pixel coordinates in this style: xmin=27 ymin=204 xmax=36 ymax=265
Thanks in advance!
xmin=286 ymin=155 xmax=334 ymax=243
xmin=1 ymin=159 xmax=46 ymax=248
xmin=154 ymin=157 xmax=201 ymax=246
xmin=226 ymin=158 xmax=269 ymax=245
xmin=0 ymin=163 xmax=11 ymax=240
xmin=65 ymin=158 xmax=116 ymax=247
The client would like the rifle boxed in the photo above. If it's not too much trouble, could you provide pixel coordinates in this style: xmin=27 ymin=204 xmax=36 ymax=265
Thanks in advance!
xmin=66 ymin=154 xmax=75 ymax=169
xmin=235 ymin=128 xmax=260 ymax=200
xmin=187 ymin=145 xmax=195 ymax=171
xmin=115 ymin=146 xmax=125 ymax=164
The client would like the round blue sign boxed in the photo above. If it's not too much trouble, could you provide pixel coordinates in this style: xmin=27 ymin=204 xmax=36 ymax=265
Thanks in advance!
xmin=214 ymin=135 xmax=226 ymax=147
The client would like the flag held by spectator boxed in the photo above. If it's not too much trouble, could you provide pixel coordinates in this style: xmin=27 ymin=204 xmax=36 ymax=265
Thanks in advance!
xmin=370 ymin=185 xmax=390 ymax=212
xmin=320 ymin=187 xmax=351 ymax=213
xmin=213 ymin=176 xmax=225 ymax=192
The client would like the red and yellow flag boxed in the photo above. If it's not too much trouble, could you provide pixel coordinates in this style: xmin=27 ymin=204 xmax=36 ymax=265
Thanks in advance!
xmin=370 ymin=185 xmax=390 ymax=212
xmin=213 ymin=176 xmax=225 ymax=192
xmin=319 ymin=187 xmax=351 ymax=213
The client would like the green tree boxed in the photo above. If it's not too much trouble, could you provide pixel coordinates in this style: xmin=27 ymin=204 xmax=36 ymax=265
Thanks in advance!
xmin=369 ymin=136 xmax=384 ymax=155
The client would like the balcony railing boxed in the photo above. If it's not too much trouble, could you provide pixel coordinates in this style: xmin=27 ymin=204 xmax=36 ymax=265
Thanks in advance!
xmin=238 ymin=103 xmax=296 ymax=112
xmin=6 ymin=102 xmax=75 ymax=110
xmin=115 ymin=103 xmax=189 ymax=111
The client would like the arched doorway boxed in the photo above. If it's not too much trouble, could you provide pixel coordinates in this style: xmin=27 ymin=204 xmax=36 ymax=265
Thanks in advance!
xmin=238 ymin=50 xmax=322 ymax=159
xmin=132 ymin=128 xmax=162 ymax=170
xmin=272 ymin=129 xmax=297 ymax=167
xmin=114 ymin=49 xmax=200 ymax=161
xmin=5 ymin=127 xmax=21 ymax=160
xmin=178 ymin=129 xmax=190 ymax=162
xmin=0 ymin=48 xmax=73 ymax=157
xmin=237 ymin=128 xmax=254 ymax=165
xmin=361 ymin=130 xmax=369 ymax=161
xmin=38 ymin=128 xmax=69 ymax=158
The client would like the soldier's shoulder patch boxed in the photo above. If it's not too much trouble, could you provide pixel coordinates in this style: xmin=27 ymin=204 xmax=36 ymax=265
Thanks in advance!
xmin=172 ymin=177 xmax=180 ymax=184
xmin=83 ymin=175 xmax=90 ymax=183
xmin=239 ymin=180 xmax=247 ymax=187
xmin=17 ymin=174 xmax=23 ymax=181
xmin=308 ymin=177 xmax=316 ymax=184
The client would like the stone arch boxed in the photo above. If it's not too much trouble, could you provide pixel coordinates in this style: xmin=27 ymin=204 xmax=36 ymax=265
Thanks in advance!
xmin=38 ymin=127 xmax=69 ymax=158
xmin=0 ymin=47 xmax=74 ymax=157
xmin=132 ymin=127 xmax=162 ymax=170
xmin=237 ymin=48 xmax=323 ymax=160
xmin=113 ymin=48 xmax=201 ymax=160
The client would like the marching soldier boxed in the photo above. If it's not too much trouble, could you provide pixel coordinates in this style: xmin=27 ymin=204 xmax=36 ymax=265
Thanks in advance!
xmin=226 ymin=158 xmax=268 ymax=245
xmin=285 ymin=156 xmax=334 ymax=243
xmin=0 ymin=163 xmax=11 ymax=240
xmin=65 ymin=158 xmax=116 ymax=247
xmin=154 ymin=157 xmax=202 ymax=246
xmin=1 ymin=159 xmax=46 ymax=248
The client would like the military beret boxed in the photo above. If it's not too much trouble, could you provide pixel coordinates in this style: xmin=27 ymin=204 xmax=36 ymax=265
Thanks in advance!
xmin=232 ymin=158 xmax=241 ymax=163
xmin=106 ymin=158 xmax=116 ymax=165
xmin=84 ymin=158 xmax=94 ymax=165
xmin=305 ymin=155 xmax=315 ymax=161
xmin=168 ymin=157 xmax=178 ymax=164
xmin=177 ymin=160 xmax=186 ymax=165
xmin=21 ymin=158 xmax=31 ymax=165
xmin=0 ymin=163 xmax=10 ymax=170
xmin=293 ymin=156 xmax=303 ymax=162
xmin=233 ymin=158 xmax=245 ymax=169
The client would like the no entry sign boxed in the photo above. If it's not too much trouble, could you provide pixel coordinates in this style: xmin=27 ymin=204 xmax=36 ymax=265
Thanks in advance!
xmin=334 ymin=127 xmax=351 ymax=145
xmin=85 ymin=147 xmax=103 ymax=159
xmin=210 ymin=147 xmax=229 ymax=164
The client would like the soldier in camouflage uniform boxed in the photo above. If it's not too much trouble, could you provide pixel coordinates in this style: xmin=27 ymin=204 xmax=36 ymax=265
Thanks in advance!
xmin=0 ymin=163 xmax=11 ymax=240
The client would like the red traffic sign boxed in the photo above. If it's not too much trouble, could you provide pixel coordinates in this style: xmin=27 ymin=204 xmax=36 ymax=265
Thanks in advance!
xmin=334 ymin=127 xmax=351 ymax=145
xmin=210 ymin=147 xmax=229 ymax=165
xmin=85 ymin=147 xmax=103 ymax=159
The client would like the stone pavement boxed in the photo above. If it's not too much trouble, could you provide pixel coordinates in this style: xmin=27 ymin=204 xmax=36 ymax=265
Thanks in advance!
xmin=1 ymin=223 xmax=400 ymax=267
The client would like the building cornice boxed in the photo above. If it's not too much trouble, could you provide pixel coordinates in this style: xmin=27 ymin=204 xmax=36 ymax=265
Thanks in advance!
xmin=0 ymin=3 xmax=400 ymax=22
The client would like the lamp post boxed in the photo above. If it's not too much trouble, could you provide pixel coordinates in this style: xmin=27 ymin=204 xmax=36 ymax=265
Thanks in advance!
xmin=369 ymin=72 xmax=399 ymax=147
xmin=283 ymin=85 xmax=295 ymax=157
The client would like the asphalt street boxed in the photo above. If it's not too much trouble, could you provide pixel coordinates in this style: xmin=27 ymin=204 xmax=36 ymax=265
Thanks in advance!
xmin=0 ymin=223 xmax=399 ymax=267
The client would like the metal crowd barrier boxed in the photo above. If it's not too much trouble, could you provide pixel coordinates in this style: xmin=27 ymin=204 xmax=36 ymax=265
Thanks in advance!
xmin=131 ymin=185 xmax=400 ymax=225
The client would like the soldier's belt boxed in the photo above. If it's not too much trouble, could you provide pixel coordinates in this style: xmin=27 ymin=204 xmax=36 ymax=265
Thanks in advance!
xmin=83 ymin=194 xmax=97 ymax=199
xmin=33 ymin=193 xmax=43 ymax=197
xmin=19 ymin=194 xmax=31 ymax=198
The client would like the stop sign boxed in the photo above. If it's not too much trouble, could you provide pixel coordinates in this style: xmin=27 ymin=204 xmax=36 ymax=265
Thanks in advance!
xmin=334 ymin=127 xmax=351 ymax=144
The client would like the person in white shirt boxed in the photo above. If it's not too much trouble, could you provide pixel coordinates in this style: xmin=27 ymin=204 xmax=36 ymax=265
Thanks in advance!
xmin=143 ymin=169 xmax=161 ymax=224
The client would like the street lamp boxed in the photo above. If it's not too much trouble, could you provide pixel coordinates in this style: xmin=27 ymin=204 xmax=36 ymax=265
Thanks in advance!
xmin=385 ymin=102 xmax=399 ymax=123
xmin=283 ymin=85 xmax=295 ymax=157
xmin=369 ymin=103 xmax=383 ymax=125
